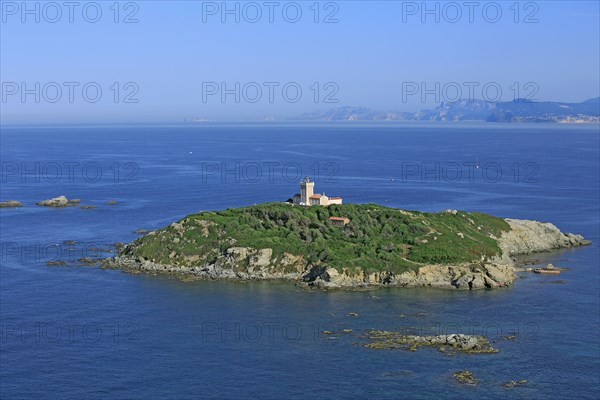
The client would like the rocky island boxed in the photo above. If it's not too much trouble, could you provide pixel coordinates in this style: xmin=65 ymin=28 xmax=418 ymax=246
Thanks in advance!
xmin=36 ymin=196 xmax=81 ymax=207
xmin=102 ymin=202 xmax=590 ymax=290
xmin=364 ymin=331 xmax=498 ymax=353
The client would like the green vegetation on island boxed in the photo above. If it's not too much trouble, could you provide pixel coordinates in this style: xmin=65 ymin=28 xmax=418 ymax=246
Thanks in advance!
xmin=122 ymin=202 xmax=510 ymax=274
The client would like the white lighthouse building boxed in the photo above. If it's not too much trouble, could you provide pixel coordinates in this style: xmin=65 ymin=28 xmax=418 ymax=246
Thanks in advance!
xmin=292 ymin=176 xmax=343 ymax=206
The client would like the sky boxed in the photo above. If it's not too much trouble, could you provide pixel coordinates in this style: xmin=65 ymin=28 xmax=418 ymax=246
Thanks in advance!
xmin=1 ymin=0 xmax=599 ymax=124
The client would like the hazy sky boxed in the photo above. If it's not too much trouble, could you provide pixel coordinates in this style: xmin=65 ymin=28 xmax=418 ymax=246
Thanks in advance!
xmin=1 ymin=0 xmax=599 ymax=123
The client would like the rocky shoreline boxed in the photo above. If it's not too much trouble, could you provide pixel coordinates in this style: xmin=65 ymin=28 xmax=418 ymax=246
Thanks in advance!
xmin=101 ymin=217 xmax=590 ymax=290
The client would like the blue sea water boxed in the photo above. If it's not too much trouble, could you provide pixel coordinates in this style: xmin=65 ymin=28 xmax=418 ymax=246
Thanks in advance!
xmin=1 ymin=123 xmax=599 ymax=399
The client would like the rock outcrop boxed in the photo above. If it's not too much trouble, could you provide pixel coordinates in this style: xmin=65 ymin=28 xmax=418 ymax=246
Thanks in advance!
xmin=364 ymin=331 xmax=497 ymax=353
xmin=102 ymin=246 xmax=306 ymax=282
xmin=36 ymin=196 xmax=80 ymax=207
xmin=305 ymin=263 xmax=515 ymax=290
xmin=498 ymin=219 xmax=590 ymax=258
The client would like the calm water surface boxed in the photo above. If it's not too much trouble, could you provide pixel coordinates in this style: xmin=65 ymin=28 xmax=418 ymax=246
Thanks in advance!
xmin=1 ymin=124 xmax=599 ymax=399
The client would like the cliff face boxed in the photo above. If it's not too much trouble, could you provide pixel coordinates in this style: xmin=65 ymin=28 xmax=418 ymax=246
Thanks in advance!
xmin=103 ymin=205 xmax=590 ymax=290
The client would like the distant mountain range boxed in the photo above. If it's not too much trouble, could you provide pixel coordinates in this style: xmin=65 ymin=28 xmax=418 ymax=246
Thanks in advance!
xmin=294 ymin=98 xmax=600 ymax=123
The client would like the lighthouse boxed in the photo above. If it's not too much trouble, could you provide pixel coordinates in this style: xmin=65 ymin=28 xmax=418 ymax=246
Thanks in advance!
xmin=300 ymin=176 xmax=314 ymax=205
xmin=292 ymin=176 xmax=343 ymax=206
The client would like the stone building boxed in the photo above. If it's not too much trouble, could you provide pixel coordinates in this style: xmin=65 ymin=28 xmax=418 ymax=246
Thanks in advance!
xmin=328 ymin=217 xmax=350 ymax=226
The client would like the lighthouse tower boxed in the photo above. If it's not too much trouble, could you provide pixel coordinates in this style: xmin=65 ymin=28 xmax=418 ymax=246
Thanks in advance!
xmin=300 ymin=176 xmax=314 ymax=205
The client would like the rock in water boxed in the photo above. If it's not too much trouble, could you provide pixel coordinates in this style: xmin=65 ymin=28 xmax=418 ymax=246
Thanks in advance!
xmin=0 ymin=200 xmax=23 ymax=208
xmin=36 ymin=196 xmax=80 ymax=207
xmin=453 ymin=370 xmax=478 ymax=385
xmin=46 ymin=260 xmax=67 ymax=266
xmin=502 ymin=380 xmax=528 ymax=388
xmin=78 ymin=257 xmax=97 ymax=266
xmin=364 ymin=331 xmax=497 ymax=353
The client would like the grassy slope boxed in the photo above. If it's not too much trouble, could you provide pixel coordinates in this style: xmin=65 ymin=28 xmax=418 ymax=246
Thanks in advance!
xmin=124 ymin=203 xmax=510 ymax=274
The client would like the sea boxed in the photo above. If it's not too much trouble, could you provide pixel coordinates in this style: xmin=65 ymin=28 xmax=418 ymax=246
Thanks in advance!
xmin=1 ymin=123 xmax=599 ymax=399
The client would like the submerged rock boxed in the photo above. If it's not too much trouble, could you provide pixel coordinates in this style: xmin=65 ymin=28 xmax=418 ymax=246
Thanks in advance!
xmin=78 ymin=257 xmax=97 ymax=266
xmin=453 ymin=370 xmax=477 ymax=385
xmin=47 ymin=260 xmax=67 ymax=266
xmin=88 ymin=247 xmax=113 ymax=253
xmin=502 ymin=379 xmax=528 ymax=388
xmin=0 ymin=200 xmax=23 ymax=208
xmin=383 ymin=370 xmax=414 ymax=377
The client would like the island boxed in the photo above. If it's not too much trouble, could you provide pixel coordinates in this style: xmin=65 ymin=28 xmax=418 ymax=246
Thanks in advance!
xmin=102 ymin=179 xmax=590 ymax=289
